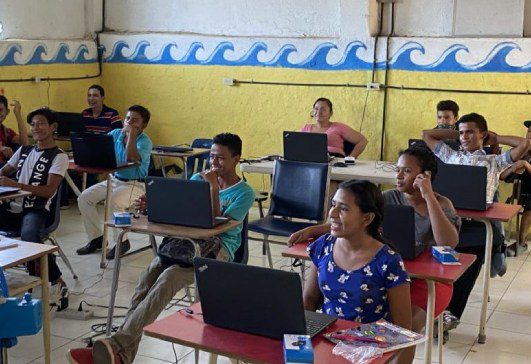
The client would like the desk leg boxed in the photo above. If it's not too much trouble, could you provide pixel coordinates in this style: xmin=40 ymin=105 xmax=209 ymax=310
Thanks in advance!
xmin=479 ymin=218 xmax=493 ymax=344
xmin=300 ymin=261 xmax=306 ymax=289
xmin=41 ymin=255 xmax=51 ymax=364
xmin=423 ymin=280 xmax=435 ymax=364
xmin=181 ymin=157 xmax=187 ymax=179
xmin=106 ymin=229 xmax=127 ymax=336
xmin=149 ymin=234 xmax=158 ymax=256
xmin=101 ymin=174 xmax=113 ymax=269
xmin=0 ymin=348 xmax=7 ymax=364
xmin=82 ymin=172 xmax=87 ymax=191
xmin=188 ymin=238 xmax=201 ymax=302
xmin=64 ymin=171 xmax=81 ymax=197
xmin=438 ymin=313 xmax=444 ymax=363
xmin=159 ymin=156 xmax=166 ymax=177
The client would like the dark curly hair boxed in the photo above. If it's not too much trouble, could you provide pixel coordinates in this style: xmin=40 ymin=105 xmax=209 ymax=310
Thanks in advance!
xmin=398 ymin=146 xmax=438 ymax=182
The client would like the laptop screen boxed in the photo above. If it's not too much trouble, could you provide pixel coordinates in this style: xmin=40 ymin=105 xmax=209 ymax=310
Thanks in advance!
xmin=283 ymin=131 xmax=329 ymax=163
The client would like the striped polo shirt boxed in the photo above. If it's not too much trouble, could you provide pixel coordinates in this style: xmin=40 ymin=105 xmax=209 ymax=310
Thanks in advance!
xmin=81 ymin=105 xmax=123 ymax=133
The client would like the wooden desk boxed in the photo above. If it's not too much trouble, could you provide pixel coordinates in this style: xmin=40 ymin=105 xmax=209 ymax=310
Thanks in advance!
xmin=455 ymin=202 xmax=521 ymax=344
xmin=104 ymin=216 xmax=242 ymax=336
xmin=0 ymin=238 xmax=58 ymax=364
xmin=282 ymin=243 xmax=476 ymax=364
xmin=0 ymin=190 xmax=32 ymax=201
xmin=151 ymin=148 xmax=210 ymax=178
xmin=67 ymin=161 xmax=137 ymax=269
xmin=144 ymin=302 xmax=396 ymax=364
xmin=240 ymin=159 xmax=397 ymax=185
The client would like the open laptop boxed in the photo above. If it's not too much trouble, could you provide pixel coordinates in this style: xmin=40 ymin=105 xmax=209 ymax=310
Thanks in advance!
xmin=382 ymin=205 xmax=423 ymax=260
xmin=194 ymin=257 xmax=337 ymax=339
xmin=408 ymin=138 xmax=460 ymax=151
xmin=70 ymin=132 xmax=128 ymax=169
xmin=283 ymin=131 xmax=330 ymax=163
xmin=145 ymin=177 xmax=229 ymax=228
xmin=432 ymin=161 xmax=489 ymax=210
xmin=55 ymin=112 xmax=86 ymax=136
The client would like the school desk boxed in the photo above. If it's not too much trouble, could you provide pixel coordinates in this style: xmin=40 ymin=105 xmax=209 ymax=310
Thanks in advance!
xmin=151 ymin=147 xmax=210 ymax=178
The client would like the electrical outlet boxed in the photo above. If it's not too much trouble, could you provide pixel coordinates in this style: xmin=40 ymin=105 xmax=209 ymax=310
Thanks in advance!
xmin=34 ymin=77 xmax=42 ymax=83
xmin=367 ymin=82 xmax=381 ymax=91
xmin=55 ymin=308 xmax=94 ymax=320
xmin=223 ymin=78 xmax=235 ymax=86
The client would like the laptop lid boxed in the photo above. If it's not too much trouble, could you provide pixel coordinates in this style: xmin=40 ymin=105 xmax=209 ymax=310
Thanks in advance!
xmin=432 ymin=161 xmax=488 ymax=210
xmin=382 ymin=204 xmax=421 ymax=260
xmin=408 ymin=138 xmax=460 ymax=151
xmin=283 ymin=131 xmax=329 ymax=163
xmin=194 ymin=257 xmax=310 ymax=339
xmin=70 ymin=132 xmax=120 ymax=169
xmin=55 ymin=112 xmax=85 ymax=136
xmin=145 ymin=177 xmax=216 ymax=228
xmin=0 ymin=187 xmax=21 ymax=196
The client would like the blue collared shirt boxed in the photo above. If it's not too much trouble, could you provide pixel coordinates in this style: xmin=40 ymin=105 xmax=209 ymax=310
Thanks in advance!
xmin=109 ymin=129 xmax=152 ymax=180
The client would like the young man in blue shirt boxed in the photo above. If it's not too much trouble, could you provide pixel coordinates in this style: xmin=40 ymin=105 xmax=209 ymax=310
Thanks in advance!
xmin=67 ymin=133 xmax=255 ymax=364
xmin=76 ymin=105 xmax=153 ymax=258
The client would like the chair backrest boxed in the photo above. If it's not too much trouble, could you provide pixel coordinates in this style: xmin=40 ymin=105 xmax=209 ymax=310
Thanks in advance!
xmin=43 ymin=180 xmax=63 ymax=234
xmin=343 ymin=140 xmax=356 ymax=156
xmin=268 ymin=160 xmax=330 ymax=222
xmin=233 ymin=215 xmax=249 ymax=264
xmin=186 ymin=138 xmax=213 ymax=179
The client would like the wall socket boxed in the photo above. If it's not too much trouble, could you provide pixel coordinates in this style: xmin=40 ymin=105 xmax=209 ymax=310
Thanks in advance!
xmin=223 ymin=78 xmax=235 ymax=86
xmin=367 ymin=82 xmax=381 ymax=90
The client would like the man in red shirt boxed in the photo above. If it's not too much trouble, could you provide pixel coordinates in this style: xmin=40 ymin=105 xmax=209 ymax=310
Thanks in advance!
xmin=0 ymin=95 xmax=29 ymax=165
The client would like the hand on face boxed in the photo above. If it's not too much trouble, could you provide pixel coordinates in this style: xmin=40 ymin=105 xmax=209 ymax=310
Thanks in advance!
xmin=412 ymin=171 xmax=434 ymax=199
xmin=10 ymin=100 xmax=21 ymax=116
xmin=200 ymin=169 xmax=219 ymax=186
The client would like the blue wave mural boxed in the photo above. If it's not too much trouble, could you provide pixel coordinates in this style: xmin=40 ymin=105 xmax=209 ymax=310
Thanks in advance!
xmin=1 ymin=39 xmax=529 ymax=73
xmin=0 ymin=42 xmax=96 ymax=66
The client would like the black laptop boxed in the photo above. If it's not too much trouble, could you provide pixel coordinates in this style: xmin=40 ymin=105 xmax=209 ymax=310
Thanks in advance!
xmin=194 ymin=257 xmax=337 ymax=339
xmin=70 ymin=132 xmax=128 ymax=169
xmin=382 ymin=205 xmax=423 ymax=260
xmin=432 ymin=161 xmax=489 ymax=210
xmin=283 ymin=131 xmax=329 ymax=163
xmin=145 ymin=177 xmax=229 ymax=228
xmin=55 ymin=112 xmax=86 ymax=136
xmin=408 ymin=138 xmax=460 ymax=151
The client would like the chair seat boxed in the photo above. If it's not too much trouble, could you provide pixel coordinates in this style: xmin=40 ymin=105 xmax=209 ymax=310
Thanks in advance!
xmin=248 ymin=216 xmax=316 ymax=237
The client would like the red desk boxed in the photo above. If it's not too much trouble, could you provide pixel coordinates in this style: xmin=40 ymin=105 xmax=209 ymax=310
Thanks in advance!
xmin=67 ymin=161 xmax=137 ymax=268
xmin=455 ymin=202 xmax=521 ymax=344
xmin=144 ymin=303 xmax=396 ymax=364
xmin=282 ymin=243 xmax=476 ymax=364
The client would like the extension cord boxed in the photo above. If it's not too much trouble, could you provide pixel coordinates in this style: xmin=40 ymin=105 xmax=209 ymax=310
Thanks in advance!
xmin=55 ymin=308 xmax=94 ymax=320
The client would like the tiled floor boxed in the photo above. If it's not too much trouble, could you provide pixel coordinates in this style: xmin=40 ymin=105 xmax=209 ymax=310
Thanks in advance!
xmin=5 ymin=204 xmax=531 ymax=363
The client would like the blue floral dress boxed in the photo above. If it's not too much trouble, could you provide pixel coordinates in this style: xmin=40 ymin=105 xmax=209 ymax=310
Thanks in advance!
xmin=308 ymin=234 xmax=410 ymax=323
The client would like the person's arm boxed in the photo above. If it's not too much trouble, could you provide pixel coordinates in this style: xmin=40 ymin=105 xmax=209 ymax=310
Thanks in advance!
xmin=342 ymin=127 xmax=368 ymax=158
xmin=422 ymin=129 xmax=459 ymax=151
xmin=387 ymin=282 xmax=414 ymax=364
xmin=500 ymin=160 xmax=531 ymax=180
xmin=414 ymin=172 xmax=459 ymax=247
xmin=0 ymin=163 xmax=16 ymax=177
xmin=0 ymin=173 xmax=63 ymax=198
xmin=9 ymin=101 xmax=28 ymax=146
xmin=200 ymin=170 xmax=221 ymax=217
xmin=487 ymin=131 xmax=530 ymax=161
xmin=288 ymin=223 xmax=331 ymax=246
xmin=123 ymin=127 xmax=142 ymax=162
xmin=303 ymin=264 xmax=323 ymax=311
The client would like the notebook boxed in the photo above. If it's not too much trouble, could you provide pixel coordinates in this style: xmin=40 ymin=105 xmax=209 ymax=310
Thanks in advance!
xmin=194 ymin=257 xmax=337 ymax=339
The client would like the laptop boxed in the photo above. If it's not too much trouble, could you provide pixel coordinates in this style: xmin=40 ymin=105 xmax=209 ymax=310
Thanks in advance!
xmin=152 ymin=145 xmax=193 ymax=153
xmin=0 ymin=187 xmax=21 ymax=196
xmin=70 ymin=132 xmax=128 ymax=169
xmin=382 ymin=204 xmax=423 ymax=260
xmin=193 ymin=257 xmax=337 ymax=339
xmin=283 ymin=131 xmax=329 ymax=163
xmin=408 ymin=138 xmax=460 ymax=151
xmin=432 ymin=161 xmax=489 ymax=210
xmin=145 ymin=177 xmax=229 ymax=228
xmin=55 ymin=112 xmax=86 ymax=136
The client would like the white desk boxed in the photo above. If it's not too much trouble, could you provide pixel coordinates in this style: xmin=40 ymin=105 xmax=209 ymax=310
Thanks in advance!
xmin=240 ymin=159 xmax=396 ymax=185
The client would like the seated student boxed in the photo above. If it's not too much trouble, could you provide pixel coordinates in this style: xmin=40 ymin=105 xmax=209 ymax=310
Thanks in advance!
xmin=304 ymin=180 xmax=413 ymax=363
xmin=0 ymin=107 xmax=69 ymax=306
xmin=0 ymin=96 xmax=29 ymax=166
xmin=435 ymin=100 xmax=459 ymax=130
xmin=76 ymin=105 xmax=153 ymax=259
xmin=422 ymin=113 xmax=529 ymax=330
xmin=67 ymin=133 xmax=255 ymax=364
xmin=301 ymin=97 xmax=368 ymax=158
xmin=501 ymin=120 xmax=531 ymax=255
xmin=82 ymin=85 xmax=123 ymax=134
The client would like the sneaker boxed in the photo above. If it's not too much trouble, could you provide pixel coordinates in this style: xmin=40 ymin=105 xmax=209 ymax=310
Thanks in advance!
xmin=507 ymin=243 xmax=528 ymax=257
xmin=66 ymin=348 xmax=93 ymax=364
xmin=50 ymin=281 xmax=69 ymax=311
xmin=491 ymin=251 xmax=507 ymax=278
xmin=93 ymin=338 xmax=122 ymax=364
xmin=76 ymin=236 xmax=104 ymax=255
xmin=106 ymin=240 xmax=131 ymax=260
xmin=434 ymin=311 xmax=460 ymax=338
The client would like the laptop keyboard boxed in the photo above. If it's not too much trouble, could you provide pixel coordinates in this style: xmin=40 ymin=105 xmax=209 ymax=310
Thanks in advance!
xmin=306 ymin=317 xmax=327 ymax=337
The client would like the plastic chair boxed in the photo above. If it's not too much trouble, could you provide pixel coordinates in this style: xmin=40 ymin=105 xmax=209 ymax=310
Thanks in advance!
xmin=186 ymin=138 xmax=213 ymax=179
xmin=248 ymin=160 xmax=330 ymax=268
xmin=0 ymin=181 xmax=78 ymax=279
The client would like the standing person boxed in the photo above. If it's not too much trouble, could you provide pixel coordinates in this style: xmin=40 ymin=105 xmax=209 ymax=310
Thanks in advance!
xmin=0 ymin=107 xmax=68 ymax=307
xmin=0 ymin=96 xmax=29 ymax=166
xmin=81 ymin=85 xmax=122 ymax=134
xmin=76 ymin=105 xmax=152 ymax=259
xmin=301 ymin=97 xmax=368 ymax=158
xmin=435 ymin=100 xmax=459 ymax=130
xmin=67 ymin=133 xmax=255 ymax=364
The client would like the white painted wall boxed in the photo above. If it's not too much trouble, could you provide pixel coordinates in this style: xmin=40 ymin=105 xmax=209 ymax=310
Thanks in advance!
xmin=454 ymin=0 xmax=525 ymax=36
xmin=393 ymin=0 xmax=455 ymax=37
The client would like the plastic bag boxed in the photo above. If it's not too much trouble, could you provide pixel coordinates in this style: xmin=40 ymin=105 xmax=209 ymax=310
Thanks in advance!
xmin=332 ymin=341 xmax=384 ymax=364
